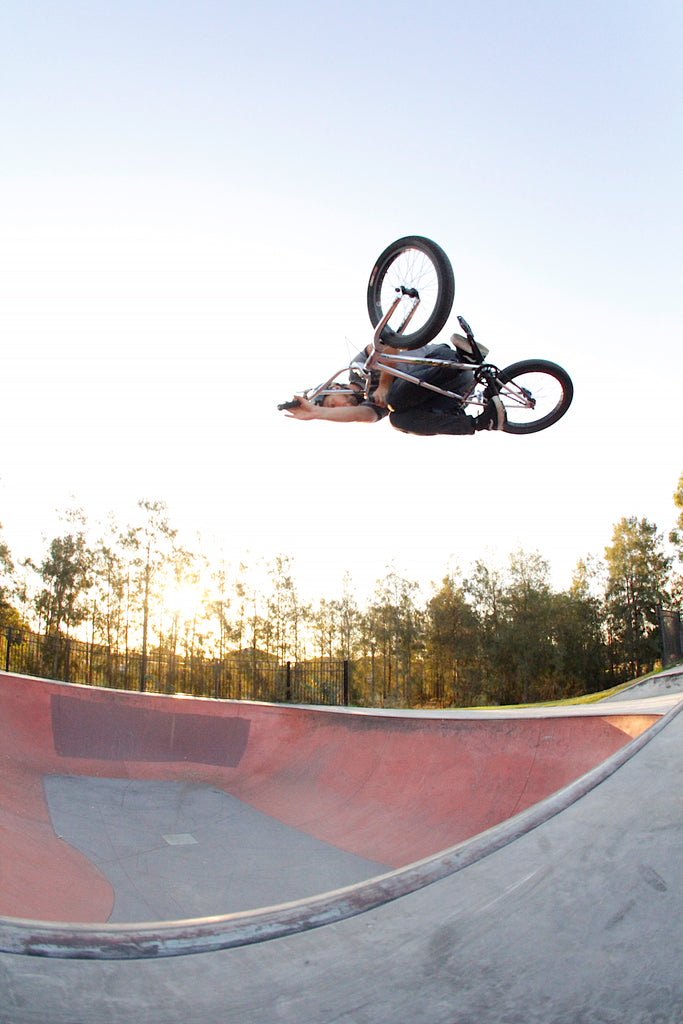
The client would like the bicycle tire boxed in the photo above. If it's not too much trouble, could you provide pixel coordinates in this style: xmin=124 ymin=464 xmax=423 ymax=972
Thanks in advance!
xmin=367 ymin=236 xmax=455 ymax=350
xmin=497 ymin=359 xmax=573 ymax=434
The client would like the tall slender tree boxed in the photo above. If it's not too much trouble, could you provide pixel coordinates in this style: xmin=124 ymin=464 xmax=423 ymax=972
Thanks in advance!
xmin=669 ymin=471 xmax=683 ymax=553
xmin=550 ymin=557 xmax=608 ymax=694
xmin=266 ymin=555 xmax=306 ymax=664
xmin=121 ymin=499 xmax=178 ymax=691
xmin=90 ymin=513 xmax=129 ymax=654
xmin=669 ymin=472 xmax=683 ymax=607
xmin=35 ymin=528 xmax=92 ymax=638
xmin=604 ymin=516 xmax=671 ymax=677
xmin=466 ymin=559 xmax=505 ymax=702
xmin=500 ymin=549 xmax=555 ymax=702
xmin=365 ymin=566 xmax=422 ymax=705
xmin=0 ymin=521 xmax=16 ymax=625
xmin=426 ymin=570 xmax=480 ymax=706
xmin=33 ymin=508 xmax=93 ymax=676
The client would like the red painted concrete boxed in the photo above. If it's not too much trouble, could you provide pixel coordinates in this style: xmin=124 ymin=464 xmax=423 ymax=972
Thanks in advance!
xmin=0 ymin=672 xmax=658 ymax=923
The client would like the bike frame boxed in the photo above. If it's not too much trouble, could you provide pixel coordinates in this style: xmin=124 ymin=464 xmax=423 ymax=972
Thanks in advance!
xmin=303 ymin=292 xmax=517 ymax=413
xmin=280 ymin=241 xmax=573 ymax=434
xmin=305 ymin=352 xmax=484 ymax=409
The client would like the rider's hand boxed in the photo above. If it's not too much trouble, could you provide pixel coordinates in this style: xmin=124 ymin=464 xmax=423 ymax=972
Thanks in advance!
xmin=284 ymin=396 xmax=320 ymax=420
xmin=372 ymin=385 xmax=389 ymax=408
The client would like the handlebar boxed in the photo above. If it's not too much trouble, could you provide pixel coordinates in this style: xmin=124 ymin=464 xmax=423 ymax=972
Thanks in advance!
xmin=457 ymin=315 xmax=474 ymax=337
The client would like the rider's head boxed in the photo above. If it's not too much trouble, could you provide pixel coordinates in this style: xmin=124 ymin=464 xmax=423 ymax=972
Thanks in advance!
xmin=322 ymin=392 xmax=361 ymax=408
xmin=320 ymin=383 xmax=362 ymax=408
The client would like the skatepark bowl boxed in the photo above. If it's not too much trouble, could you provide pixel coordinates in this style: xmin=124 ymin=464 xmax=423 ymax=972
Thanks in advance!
xmin=1 ymin=668 xmax=682 ymax=1023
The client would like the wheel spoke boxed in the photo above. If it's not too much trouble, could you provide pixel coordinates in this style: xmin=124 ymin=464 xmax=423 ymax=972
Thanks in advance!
xmin=367 ymin=236 xmax=455 ymax=350
xmin=496 ymin=360 xmax=573 ymax=434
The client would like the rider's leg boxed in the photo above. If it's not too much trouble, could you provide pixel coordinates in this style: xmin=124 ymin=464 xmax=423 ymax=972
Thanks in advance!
xmin=474 ymin=395 xmax=507 ymax=431
xmin=389 ymin=395 xmax=506 ymax=435
xmin=386 ymin=346 xmax=474 ymax=412
xmin=389 ymin=407 xmax=476 ymax=435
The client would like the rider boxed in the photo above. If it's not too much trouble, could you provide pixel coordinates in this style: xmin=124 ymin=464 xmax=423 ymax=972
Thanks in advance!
xmin=283 ymin=336 xmax=507 ymax=434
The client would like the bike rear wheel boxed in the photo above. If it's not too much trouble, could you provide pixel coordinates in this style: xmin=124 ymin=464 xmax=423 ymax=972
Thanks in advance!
xmin=497 ymin=359 xmax=573 ymax=434
xmin=367 ymin=236 xmax=455 ymax=350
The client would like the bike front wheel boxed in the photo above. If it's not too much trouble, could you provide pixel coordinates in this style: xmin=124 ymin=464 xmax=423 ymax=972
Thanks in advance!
xmin=367 ymin=236 xmax=455 ymax=350
xmin=497 ymin=359 xmax=573 ymax=434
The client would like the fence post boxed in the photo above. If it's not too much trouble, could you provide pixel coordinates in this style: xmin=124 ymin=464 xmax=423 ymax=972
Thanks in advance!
xmin=64 ymin=637 xmax=71 ymax=682
xmin=343 ymin=660 xmax=349 ymax=706
xmin=286 ymin=661 xmax=292 ymax=702
xmin=658 ymin=604 xmax=683 ymax=668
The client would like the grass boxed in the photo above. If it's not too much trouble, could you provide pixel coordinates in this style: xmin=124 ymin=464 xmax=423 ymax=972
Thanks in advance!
xmin=462 ymin=661 xmax=683 ymax=711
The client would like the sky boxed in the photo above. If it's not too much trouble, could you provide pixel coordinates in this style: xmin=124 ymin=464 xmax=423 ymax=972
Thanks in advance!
xmin=1 ymin=0 xmax=682 ymax=607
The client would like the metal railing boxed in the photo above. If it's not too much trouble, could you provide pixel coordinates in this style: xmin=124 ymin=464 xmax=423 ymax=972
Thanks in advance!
xmin=1 ymin=627 xmax=350 ymax=706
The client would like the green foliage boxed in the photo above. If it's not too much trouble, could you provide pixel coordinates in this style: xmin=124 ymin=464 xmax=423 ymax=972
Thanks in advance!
xmin=0 ymin=521 xmax=16 ymax=626
xmin=604 ymin=516 xmax=671 ymax=677
xmin=425 ymin=570 xmax=480 ymax=705
xmin=424 ymin=549 xmax=610 ymax=705
xmin=668 ymin=474 xmax=683 ymax=605
xmin=3 ymin=470 xmax=683 ymax=705
xmin=364 ymin=566 xmax=423 ymax=705
xmin=35 ymin=529 xmax=92 ymax=636
xmin=121 ymin=499 xmax=179 ymax=690
xmin=670 ymin=472 xmax=683 ymax=553
xmin=266 ymin=554 xmax=308 ymax=664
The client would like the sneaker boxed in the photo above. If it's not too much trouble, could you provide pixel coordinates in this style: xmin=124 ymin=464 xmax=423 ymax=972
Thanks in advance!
xmin=450 ymin=332 xmax=489 ymax=361
xmin=474 ymin=395 xmax=506 ymax=431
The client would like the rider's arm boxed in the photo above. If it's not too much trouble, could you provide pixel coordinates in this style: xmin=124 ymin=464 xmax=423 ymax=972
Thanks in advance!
xmin=284 ymin=397 xmax=380 ymax=423
xmin=366 ymin=342 xmax=400 ymax=408
xmin=372 ymin=366 xmax=395 ymax=408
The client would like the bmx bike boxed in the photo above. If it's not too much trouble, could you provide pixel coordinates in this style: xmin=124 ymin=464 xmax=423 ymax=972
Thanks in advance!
xmin=279 ymin=235 xmax=573 ymax=435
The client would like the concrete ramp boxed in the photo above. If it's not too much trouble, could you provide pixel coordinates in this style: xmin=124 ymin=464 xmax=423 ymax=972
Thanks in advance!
xmin=601 ymin=666 xmax=683 ymax=702
xmin=0 ymin=673 xmax=660 ymax=922
xmin=0 ymin=670 xmax=682 ymax=1023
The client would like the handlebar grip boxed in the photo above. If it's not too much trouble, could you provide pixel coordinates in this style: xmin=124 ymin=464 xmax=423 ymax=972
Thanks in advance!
xmin=278 ymin=399 xmax=301 ymax=410
xmin=457 ymin=315 xmax=474 ymax=337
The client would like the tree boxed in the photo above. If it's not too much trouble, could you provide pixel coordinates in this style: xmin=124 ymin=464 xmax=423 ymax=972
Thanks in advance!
xmin=33 ymin=508 xmax=93 ymax=677
xmin=425 ymin=570 xmax=480 ymax=706
xmin=336 ymin=571 xmax=360 ymax=662
xmin=89 ymin=514 xmax=129 ymax=655
xmin=121 ymin=499 xmax=178 ymax=691
xmin=466 ymin=550 xmax=560 ymax=704
xmin=499 ymin=549 xmax=555 ymax=703
xmin=0 ymin=521 xmax=17 ymax=626
xmin=309 ymin=574 xmax=359 ymax=664
xmin=669 ymin=472 xmax=683 ymax=607
xmin=604 ymin=516 xmax=671 ymax=677
xmin=466 ymin=559 xmax=506 ymax=703
xmin=310 ymin=598 xmax=339 ymax=662
xmin=266 ymin=555 xmax=307 ymax=663
xmin=161 ymin=544 xmax=201 ymax=693
xmin=88 ymin=532 xmax=128 ymax=686
xmin=364 ymin=566 xmax=423 ymax=705
xmin=550 ymin=558 xmax=608 ymax=695
xmin=669 ymin=471 xmax=683 ymax=555
xmin=35 ymin=525 xmax=92 ymax=639
xmin=205 ymin=555 xmax=237 ymax=661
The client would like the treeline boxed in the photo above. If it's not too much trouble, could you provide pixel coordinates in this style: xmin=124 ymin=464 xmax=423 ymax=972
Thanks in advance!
xmin=1 ymin=476 xmax=683 ymax=707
